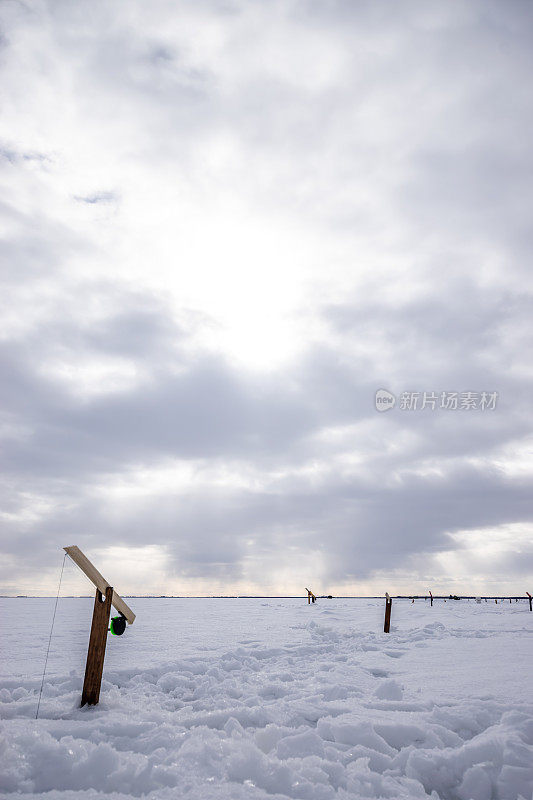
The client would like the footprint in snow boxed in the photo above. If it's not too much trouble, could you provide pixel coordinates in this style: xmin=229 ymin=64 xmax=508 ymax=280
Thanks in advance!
xmin=367 ymin=668 xmax=389 ymax=677
xmin=384 ymin=650 xmax=407 ymax=658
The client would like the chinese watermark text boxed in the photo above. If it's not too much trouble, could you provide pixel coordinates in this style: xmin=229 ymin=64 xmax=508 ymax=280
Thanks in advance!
xmin=375 ymin=389 xmax=498 ymax=412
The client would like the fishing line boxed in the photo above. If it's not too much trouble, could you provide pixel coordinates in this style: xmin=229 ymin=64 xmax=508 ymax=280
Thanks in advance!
xmin=35 ymin=552 xmax=67 ymax=719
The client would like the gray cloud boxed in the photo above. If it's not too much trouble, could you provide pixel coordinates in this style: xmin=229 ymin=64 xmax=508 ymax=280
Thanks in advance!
xmin=0 ymin=0 xmax=532 ymax=594
xmin=74 ymin=191 xmax=118 ymax=204
xmin=1 ymin=285 xmax=530 ymax=589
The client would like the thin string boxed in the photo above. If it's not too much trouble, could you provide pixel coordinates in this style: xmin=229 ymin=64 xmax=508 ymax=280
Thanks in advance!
xmin=36 ymin=552 xmax=67 ymax=719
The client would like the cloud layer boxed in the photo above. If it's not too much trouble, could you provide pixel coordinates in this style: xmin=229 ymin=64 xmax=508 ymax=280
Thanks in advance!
xmin=1 ymin=0 xmax=532 ymax=595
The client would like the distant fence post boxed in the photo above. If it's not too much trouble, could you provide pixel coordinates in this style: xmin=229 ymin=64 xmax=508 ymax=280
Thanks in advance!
xmin=429 ymin=590 xmax=433 ymax=607
xmin=527 ymin=592 xmax=532 ymax=612
xmin=384 ymin=592 xmax=392 ymax=633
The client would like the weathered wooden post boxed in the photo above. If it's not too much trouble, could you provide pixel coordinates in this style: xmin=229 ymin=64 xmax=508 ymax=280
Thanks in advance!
xmin=384 ymin=592 xmax=392 ymax=633
xmin=305 ymin=587 xmax=316 ymax=604
xmin=527 ymin=592 xmax=532 ymax=612
xmin=82 ymin=586 xmax=113 ymax=706
xmin=63 ymin=546 xmax=135 ymax=707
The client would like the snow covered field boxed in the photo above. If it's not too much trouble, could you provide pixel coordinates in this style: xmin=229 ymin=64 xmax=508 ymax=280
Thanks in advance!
xmin=1 ymin=597 xmax=532 ymax=799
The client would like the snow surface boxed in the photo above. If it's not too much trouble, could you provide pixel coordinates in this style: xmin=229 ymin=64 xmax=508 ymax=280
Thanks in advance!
xmin=1 ymin=597 xmax=533 ymax=799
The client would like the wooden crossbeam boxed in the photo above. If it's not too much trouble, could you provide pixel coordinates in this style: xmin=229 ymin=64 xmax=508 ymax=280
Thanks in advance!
xmin=63 ymin=545 xmax=135 ymax=625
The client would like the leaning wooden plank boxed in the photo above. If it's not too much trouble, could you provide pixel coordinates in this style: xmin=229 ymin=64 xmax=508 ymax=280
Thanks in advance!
xmin=63 ymin=545 xmax=136 ymax=624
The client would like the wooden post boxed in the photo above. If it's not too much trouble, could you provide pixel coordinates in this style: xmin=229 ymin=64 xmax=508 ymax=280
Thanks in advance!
xmin=305 ymin=587 xmax=316 ymax=604
xmin=384 ymin=593 xmax=392 ymax=633
xmin=527 ymin=592 xmax=532 ymax=611
xmin=429 ymin=590 xmax=433 ymax=607
xmin=81 ymin=586 xmax=113 ymax=706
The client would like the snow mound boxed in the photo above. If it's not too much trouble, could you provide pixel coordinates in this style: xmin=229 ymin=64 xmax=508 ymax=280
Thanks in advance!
xmin=1 ymin=597 xmax=532 ymax=799
xmin=373 ymin=679 xmax=404 ymax=700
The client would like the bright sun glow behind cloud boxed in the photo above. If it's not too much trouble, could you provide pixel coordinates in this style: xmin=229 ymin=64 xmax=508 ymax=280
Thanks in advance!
xmin=1 ymin=0 xmax=532 ymax=596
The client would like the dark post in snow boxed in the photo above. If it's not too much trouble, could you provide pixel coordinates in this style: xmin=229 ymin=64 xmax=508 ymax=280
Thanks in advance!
xmin=81 ymin=586 xmax=113 ymax=706
xmin=527 ymin=592 xmax=532 ymax=612
xmin=63 ymin=546 xmax=135 ymax=707
xmin=429 ymin=590 xmax=433 ymax=607
xmin=384 ymin=592 xmax=392 ymax=633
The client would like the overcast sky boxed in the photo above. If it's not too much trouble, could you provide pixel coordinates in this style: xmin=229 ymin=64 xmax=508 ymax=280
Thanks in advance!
xmin=1 ymin=0 xmax=532 ymax=597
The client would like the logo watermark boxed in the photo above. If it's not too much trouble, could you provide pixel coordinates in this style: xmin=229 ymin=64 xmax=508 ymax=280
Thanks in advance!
xmin=374 ymin=390 xmax=498 ymax=412
xmin=375 ymin=389 xmax=396 ymax=412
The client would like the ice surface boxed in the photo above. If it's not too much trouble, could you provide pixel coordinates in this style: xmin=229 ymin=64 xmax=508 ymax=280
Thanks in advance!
xmin=1 ymin=597 xmax=532 ymax=799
